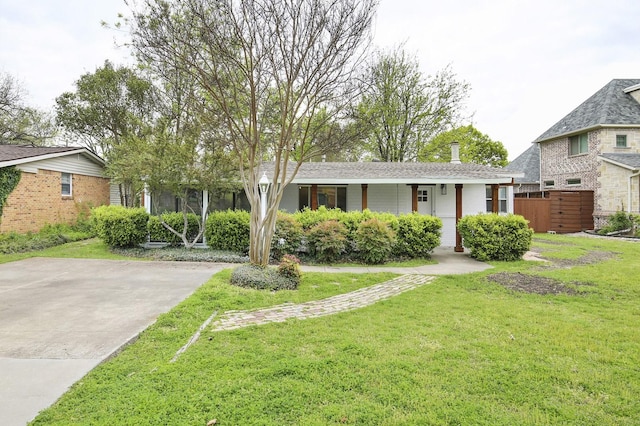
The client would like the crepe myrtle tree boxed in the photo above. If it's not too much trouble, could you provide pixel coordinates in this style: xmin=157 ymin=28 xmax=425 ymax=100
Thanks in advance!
xmin=128 ymin=0 xmax=378 ymax=265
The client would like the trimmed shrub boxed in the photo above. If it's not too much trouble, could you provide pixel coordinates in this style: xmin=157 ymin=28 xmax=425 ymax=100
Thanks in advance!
xmin=354 ymin=218 xmax=396 ymax=264
xmin=230 ymin=264 xmax=299 ymax=291
xmin=91 ymin=205 xmax=149 ymax=248
xmin=306 ymin=220 xmax=348 ymax=263
xmin=293 ymin=206 xmax=341 ymax=231
xmin=394 ymin=213 xmax=442 ymax=258
xmin=457 ymin=213 xmax=533 ymax=261
xmin=271 ymin=212 xmax=304 ymax=259
xmin=205 ymin=210 xmax=250 ymax=252
xmin=148 ymin=212 xmax=201 ymax=245
xmin=277 ymin=254 xmax=302 ymax=285
xmin=597 ymin=211 xmax=634 ymax=235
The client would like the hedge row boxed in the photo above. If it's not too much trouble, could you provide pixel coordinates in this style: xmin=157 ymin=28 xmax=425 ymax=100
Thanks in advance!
xmin=91 ymin=206 xmax=443 ymax=264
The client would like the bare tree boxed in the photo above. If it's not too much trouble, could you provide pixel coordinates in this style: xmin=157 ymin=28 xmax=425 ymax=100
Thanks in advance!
xmin=0 ymin=73 xmax=55 ymax=145
xmin=128 ymin=0 xmax=377 ymax=265
xmin=355 ymin=48 xmax=470 ymax=162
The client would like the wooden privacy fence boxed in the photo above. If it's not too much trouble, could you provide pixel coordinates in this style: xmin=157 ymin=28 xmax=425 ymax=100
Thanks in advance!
xmin=514 ymin=190 xmax=594 ymax=233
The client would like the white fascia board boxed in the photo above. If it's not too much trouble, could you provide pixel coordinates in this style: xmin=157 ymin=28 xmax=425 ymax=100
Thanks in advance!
xmin=0 ymin=149 xmax=105 ymax=168
xmin=290 ymin=177 xmax=516 ymax=185
xmin=623 ymin=83 xmax=640 ymax=93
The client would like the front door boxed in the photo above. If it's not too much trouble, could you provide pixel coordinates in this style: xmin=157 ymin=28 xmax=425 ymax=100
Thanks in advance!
xmin=417 ymin=186 xmax=433 ymax=215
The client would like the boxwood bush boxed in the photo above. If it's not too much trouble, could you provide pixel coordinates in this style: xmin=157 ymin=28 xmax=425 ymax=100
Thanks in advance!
xmin=271 ymin=212 xmax=304 ymax=260
xmin=92 ymin=205 xmax=149 ymax=248
xmin=457 ymin=213 xmax=533 ymax=261
xmin=205 ymin=209 xmax=250 ymax=253
xmin=148 ymin=212 xmax=201 ymax=245
xmin=306 ymin=220 xmax=349 ymax=263
xmin=354 ymin=218 xmax=396 ymax=264
xmin=394 ymin=213 xmax=442 ymax=258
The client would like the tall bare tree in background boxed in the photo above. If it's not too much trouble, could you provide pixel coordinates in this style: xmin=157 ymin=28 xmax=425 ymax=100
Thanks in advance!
xmin=128 ymin=0 xmax=377 ymax=265
xmin=355 ymin=48 xmax=470 ymax=162
xmin=0 ymin=72 xmax=55 ymax=145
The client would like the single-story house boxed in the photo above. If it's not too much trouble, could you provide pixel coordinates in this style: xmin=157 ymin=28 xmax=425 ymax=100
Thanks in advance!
xmin=0 ymin=145 xmax=110 ymax=234
xmin=143 ymin=144 xmax=521 ymax=250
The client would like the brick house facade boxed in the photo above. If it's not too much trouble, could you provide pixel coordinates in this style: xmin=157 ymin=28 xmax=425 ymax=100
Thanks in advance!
xmin=532 ymin=79 xmax=640 ymax=228
xmin=0 ymin=146 xmax=109 ymax=234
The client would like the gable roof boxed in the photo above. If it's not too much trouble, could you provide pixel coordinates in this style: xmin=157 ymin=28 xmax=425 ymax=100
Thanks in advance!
xmin=0 ymin=145 xmax=104 ymax=168
xmin=535 ymin=79 xmax=640 ymax=143
xmin=504 ymin=144 xmax=540 ymax=184
xmin=599 ymin=153 xmax=640 ymax=171
xmin=263 ymin=161 xmax=519 ymax=185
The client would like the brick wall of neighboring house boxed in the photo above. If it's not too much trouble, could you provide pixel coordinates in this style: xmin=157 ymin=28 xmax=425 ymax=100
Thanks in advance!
xmin=0 ymin=169 xmax=110 ymax=234
xmin=539 ymin=130 xmax=600 ymax=192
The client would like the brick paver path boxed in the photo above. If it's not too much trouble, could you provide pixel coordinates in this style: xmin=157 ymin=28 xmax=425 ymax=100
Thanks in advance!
xmin=210 ymin=274 xmax=434 ymax=332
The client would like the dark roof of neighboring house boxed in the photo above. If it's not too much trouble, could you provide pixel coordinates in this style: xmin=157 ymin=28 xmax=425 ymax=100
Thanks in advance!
xmin=504 ymin=144 xmax=540 ymax=184
xmin=535 ymin=79 xmax=640 ymax=143
xmin=0 ymin=145 xmax=104 ymax=167
xmin=263 ymin=161 xmax=520 ymax=185
xmin=599 ymin=153 xmax=640 ymax=170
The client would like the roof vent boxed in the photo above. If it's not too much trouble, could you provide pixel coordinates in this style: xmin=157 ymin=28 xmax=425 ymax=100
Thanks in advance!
xmin=450 ymin=141 xmax=461 ymax=164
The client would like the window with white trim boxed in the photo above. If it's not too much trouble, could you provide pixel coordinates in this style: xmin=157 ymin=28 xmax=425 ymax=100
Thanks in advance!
xmin=61 ymin=172 xmax=72 ymax=196
xmin=567 ymin=178 xmax=581 ymax=186
xmin=544 ymin=180 xmax=555 ymax=188
xmin=616 ymin=134 xmax=628 ymax=148
xmin=569 ymin=133 xmax=588 ymax=155
xmin=485 ymin=186 xmax=507 ymax=213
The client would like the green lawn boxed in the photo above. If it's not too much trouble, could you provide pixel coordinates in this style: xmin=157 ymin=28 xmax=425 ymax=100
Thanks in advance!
xmin=0 ymin=238 xmax=137 ymax=264
xmin=29 ymin=234 xmax=640 ymax=425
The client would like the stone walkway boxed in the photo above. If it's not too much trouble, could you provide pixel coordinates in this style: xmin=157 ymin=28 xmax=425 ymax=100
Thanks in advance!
xmin=210 ymin=274 xmax=434 ymax=332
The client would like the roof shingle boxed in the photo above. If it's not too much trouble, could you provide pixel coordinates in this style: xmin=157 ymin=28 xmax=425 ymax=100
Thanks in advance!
xmin=535 ymin=79 xmax=640 ymax=143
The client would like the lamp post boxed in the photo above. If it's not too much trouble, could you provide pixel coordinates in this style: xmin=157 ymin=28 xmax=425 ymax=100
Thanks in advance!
xmin=258 ymin=172 xmax=270 ymax=258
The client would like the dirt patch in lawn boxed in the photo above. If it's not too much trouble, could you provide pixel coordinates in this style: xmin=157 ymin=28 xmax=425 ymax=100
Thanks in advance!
xmin=487 ymin=272 xmax=589 ymax=295
xmin=539 ymin=250 xmax=617 ymax=268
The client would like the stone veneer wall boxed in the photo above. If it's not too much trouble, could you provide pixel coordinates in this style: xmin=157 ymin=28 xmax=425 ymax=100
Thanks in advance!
xmin=0 ymin=169 xmax=110 ymax=234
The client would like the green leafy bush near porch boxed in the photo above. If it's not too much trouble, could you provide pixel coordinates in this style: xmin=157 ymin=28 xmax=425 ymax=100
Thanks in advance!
xmin=354 ymin=218 xmax=396 ymax=264
xmin=92 ymin=205 xmax=149 ymax=248
xmin=306 ymin=220 xmax=349 ymax=263
xmin=148 ymin=212 xmax=201 ymax=245
xmin=205 ymin=209 xmax=250 ymax=253
xmin=457 ymin=213 xmax=533 ymax=261
xmin=394 ymin=213 xmax=442 ymax=258
xmin=271 ymin=212 xmax=304 ymax=259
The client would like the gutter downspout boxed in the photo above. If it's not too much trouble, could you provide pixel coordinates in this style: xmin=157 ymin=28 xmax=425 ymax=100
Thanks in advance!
xmin=629 ymin=171 xmax=640 ymax=213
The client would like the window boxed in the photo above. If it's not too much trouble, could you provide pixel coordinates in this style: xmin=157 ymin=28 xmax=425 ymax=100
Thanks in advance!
xmin=299 ymin=186 xmax=347 ymax=210
xmin=61 ymin=173 xmax=72 ymax=196
xmin=567 ymin=178 xmax=581 ymax=186
xmin=569 ymin=133 xmax=588 ymax=155
xmin=544 ymin=180 xmax=555 ymax=188
xmin=616 ymin=134 xmax=628 ymax=148
xmin=485 ymin=186 xmax=507 ymax=213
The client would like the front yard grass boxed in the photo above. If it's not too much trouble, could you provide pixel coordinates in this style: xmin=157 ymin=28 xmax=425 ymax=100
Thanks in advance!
xmin=31 ymin=234 xmax=640 ymax=425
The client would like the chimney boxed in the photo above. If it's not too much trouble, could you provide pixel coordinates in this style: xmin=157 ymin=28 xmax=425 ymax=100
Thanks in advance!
xmin=450 ymin=141 xmax=461 ymax=164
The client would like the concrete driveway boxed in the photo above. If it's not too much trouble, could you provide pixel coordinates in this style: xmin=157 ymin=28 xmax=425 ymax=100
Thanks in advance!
xmin=0 ymin=258 xmax=230 ymax=426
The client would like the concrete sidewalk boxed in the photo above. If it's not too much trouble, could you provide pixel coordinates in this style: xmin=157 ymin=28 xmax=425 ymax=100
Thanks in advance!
xmin=300 ymin=246 xmax=492 ymax=275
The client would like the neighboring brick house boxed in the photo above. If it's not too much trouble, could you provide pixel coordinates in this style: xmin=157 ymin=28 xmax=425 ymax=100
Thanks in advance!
xmin=533 ymin=79 xmax=640 ymax=227
xmin=0 ymin=145 xmax=110 ymax=234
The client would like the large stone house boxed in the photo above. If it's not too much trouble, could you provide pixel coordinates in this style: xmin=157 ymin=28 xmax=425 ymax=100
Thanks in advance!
xmin=531 ymin=78 xmax=640 ymax=226
xmin=0 ymin=145 xmax=110 ymax=233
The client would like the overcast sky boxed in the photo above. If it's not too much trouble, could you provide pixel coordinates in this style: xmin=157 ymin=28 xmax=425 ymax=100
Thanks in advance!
xmin=2 ymin=0 xmax=639 ymax=159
